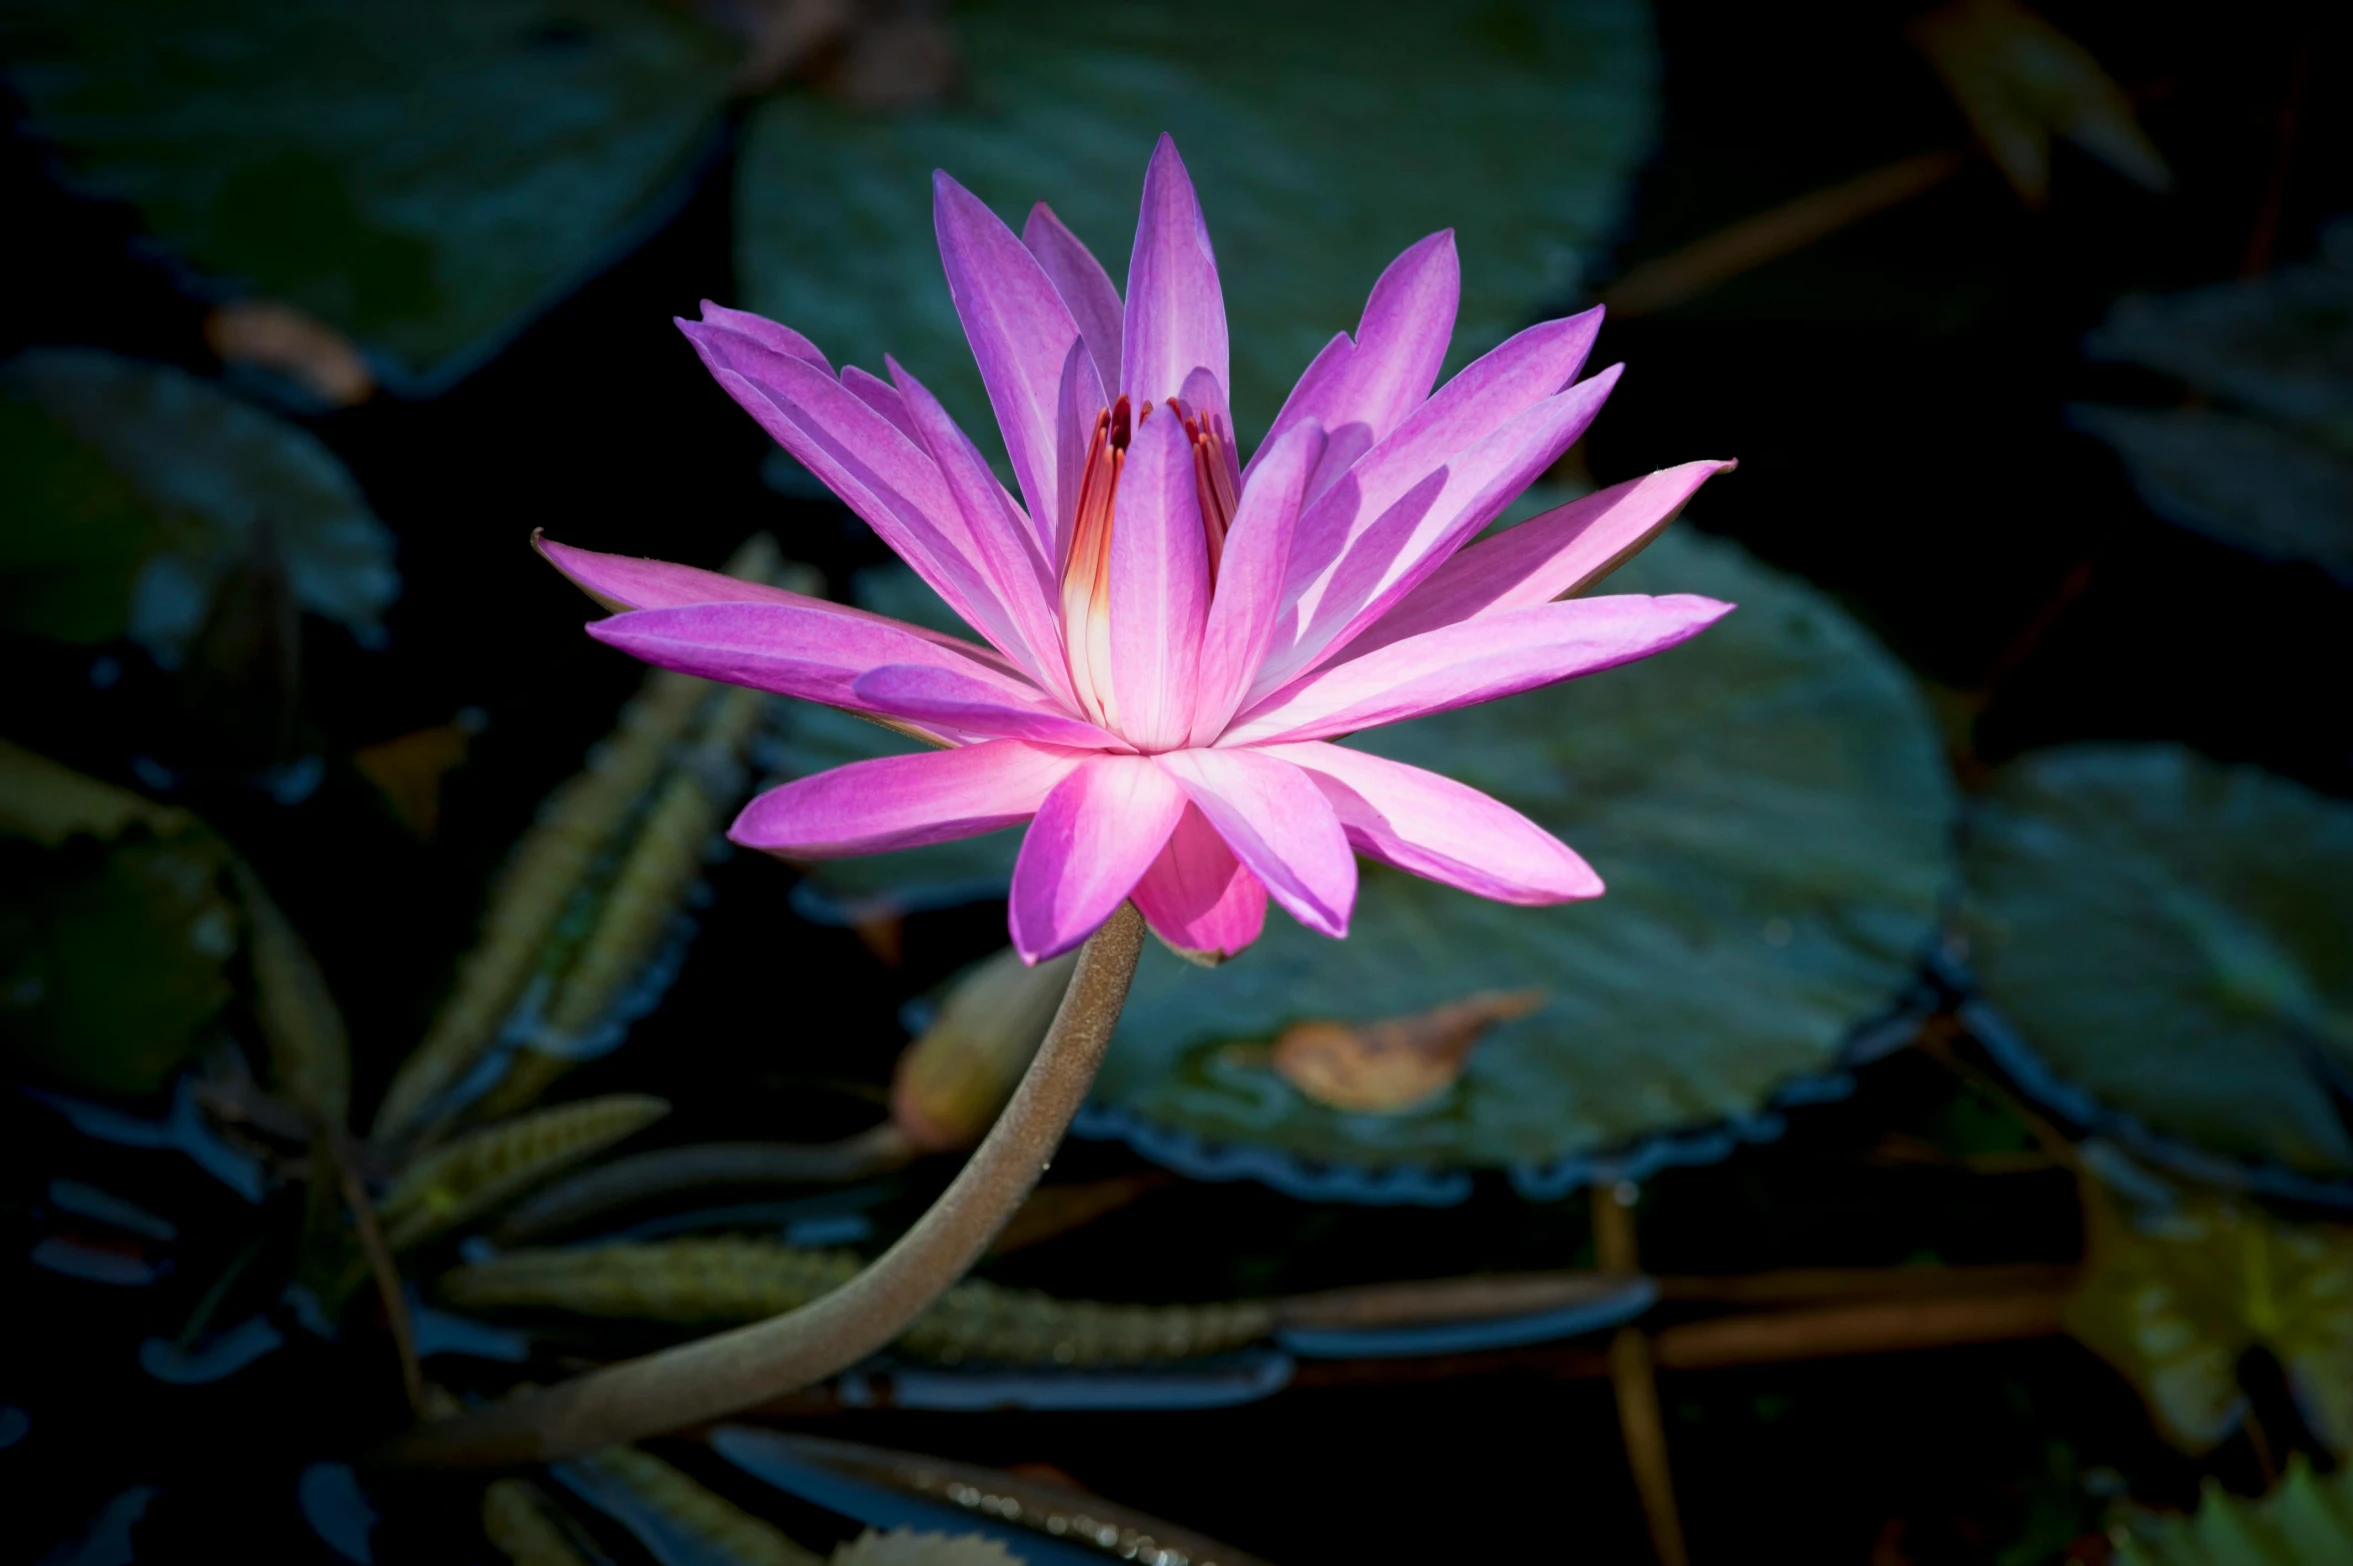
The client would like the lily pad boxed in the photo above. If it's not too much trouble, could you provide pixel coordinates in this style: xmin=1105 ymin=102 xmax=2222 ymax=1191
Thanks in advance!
xmin=735 ymin=0 xmax=1658 ymax=444
xmin=2072 ymin=220 xmax=2353 ymax=582
xmin=1 ymin=0 xmax=738 ymax=391
xmin=0 ymin=350 xmax=397 ymax=664
xmin=763 ymin=522 xmax=1957 ymax=1198
xmin=2064 ymin=1179 xmax=2352 ymax=1455
xmin=1957 ymin=745 xmax=2353 ymax=1202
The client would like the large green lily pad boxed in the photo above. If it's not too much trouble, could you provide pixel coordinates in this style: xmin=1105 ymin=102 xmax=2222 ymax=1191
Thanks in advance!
xmin=2072 ymin=221 xmax=2353 ymax=583
xmin=2 ymin=0 xmax=737 ymax=390
xmin=1958 ymin=745 xmax=2353 ymax=1200
xmin=736 ymin=0 xmax=1657 ymax=445
xmin=0 ymin=350 xmax=396 ymax=664
xmin=764 ymin=521 xmax=1957 ymax=1196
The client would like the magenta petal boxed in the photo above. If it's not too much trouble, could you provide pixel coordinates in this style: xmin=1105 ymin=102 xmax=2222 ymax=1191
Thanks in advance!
xmin=1122 ymin=135 xmax=1229 ymax=410
xmin=1188 ymin=416 xmax=1323 ymax=746
xmin=1253 ymin=365 xmax=1625 ymax=697
xmin=1224 ymin=593 xmax=1733 ymax=747
xmin=1129 ymin=804 xmax=1268 ymax=960
xmin=693 ymin=301 xmax=831 ymax=373
xmin=1262 ymin=741 xmax=1602 ymax=903
xmin=841 ymin=365 xmax=921 ymax=443
xmin=733 ymin=739 xmax=1085 ymax=857
xmin=1024 ymin=202 xmax=1124 ymax=394
xmin=852 ymin=665 xmax=1125 ymax=750
xmin=887 ymin=357 xmax=1077 ymax=705
xmin=1256 ymin=231 xmax=1460 ymax=500
xmin=1153 ymin=747 xmax=1356 ymax=938
xmin=1279 ymin=306 xmax=1603 ymax=610
xmin=587 ymin=601 xmax=1043 ymax=723
xmin=1344 ymin=461 xmax=1735 ymax=660
xmin=1106 ymin=406 xmax=1209 ymax=752
xmin=934 ymin=172 xmax=1100 ymax=554
xmin=1009 ymin=753 xmax=1188 ymax=962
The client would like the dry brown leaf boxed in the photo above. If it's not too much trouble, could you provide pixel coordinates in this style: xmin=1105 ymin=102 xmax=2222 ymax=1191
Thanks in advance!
xmin=354 ymin=721 xmax=472 ymax=841
xmin=1910 ymin=0 xmax=2169 ymax=207
xmin=204 ymin=300 xmax=376 ymax=407
xmin=1271 ymin=989 xmax=1548 ymax=1113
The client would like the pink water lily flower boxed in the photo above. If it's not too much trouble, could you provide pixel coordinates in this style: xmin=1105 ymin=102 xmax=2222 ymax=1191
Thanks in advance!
xmin=544 ymin=136 xmax=1734 ymax=965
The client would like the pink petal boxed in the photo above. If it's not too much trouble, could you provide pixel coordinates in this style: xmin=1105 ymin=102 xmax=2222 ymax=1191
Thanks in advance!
xmin=1187 ymin=416 xmax=1323 ymax=746
xmin=934 ymin=172 xmax=1101 ymax=557
xmin=1107 ymin=405 xmax=1210 ymax=752
xmin=538 ymin=536 xmax=1019 ymax=672
xmin=1253 ymin=231 xmax=1460 ymax=500
xmin=1259 ymin=741 xmax=1602 ymax=903
xmin=841 ymin=365 xmax=921 ymax=444
xmin=732 ymin=739 xmax=1086 ymax=857
xmin=852 ymin=665 xmax=1126 ymax=750
xmin=1343 ymin=460 xmax=1735 ymax=660
xmin=1221 ymin=593 xmax=1735 ymax=747
xmin=887 ymin=356 xmax=1077 ymax=705
xmin=1154 ymin=747 xmax=1356 ymax=938
xmin=1024 ymin=202 xmax=1124 ymax=394
xmin=680 ymin=321 xmax=1043 ymax=673
xmin=1122 ymin=135 xmax=1229 ymax=416
xmin=1250 ymin=330 xmax=1351 ymax=484
xmin=1278 ymin=306 xmax=1603 ymax=618
xmin=1009 ymin=753 xmax=1189 ymax=962
xmin=1251 ymin=365 xmax=1624 ymax=698
xmin=692 ymin=301 xmax=830 ymax=373
xmin=586 ymin=601 xmax=1045 ymax=722
xmin=1129 ymin=804 xmax=1268 ymax=961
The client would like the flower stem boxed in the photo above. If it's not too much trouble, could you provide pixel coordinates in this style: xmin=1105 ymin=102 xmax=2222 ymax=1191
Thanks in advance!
xmin=380 ymin=903 xmax=1147 ymax=1466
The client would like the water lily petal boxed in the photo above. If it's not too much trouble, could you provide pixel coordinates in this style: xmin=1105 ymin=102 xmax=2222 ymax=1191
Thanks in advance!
xmin=1189 ymin=417 xmax=1323 ymax=746
xmin=1123 ymin=135 xmax=1229 ymax=418
xmin=934 ymin=171 xmax=1099 ymax=559
xmin=1277 ymin=305 xmax=1603 ymax=619
xmin=1222 ymin=593 xmax=1734 ymax=747
xmin=1261 ymin=741 xmax=1603 ymax=903
xmin=1024 ymin=202 xmax=1124 ymax=394
xmin=732 ymin=740 xmax=1085 ymax=858
xmin=1251 ymin=365 xmax=1623 ymax=699
xmin=680 ymin=322 xmax=1045 ymax=671
xmin=587 ymin=601 xmax=1041 ymax=722
xmin=853 ymin=665 xmax=1126 ymax=750
xmin=693 ymin=300 xmax=830 ymax=373
xmin=1130 ymin=803 xmax=1268 ymax=961
xmin=1155 ymin=746 xmax=1356 ymax=938
xmin=840 ymin=365 xmax=920 ymax=443
xmin=1255 ymin=230 xmax=1459 ymax=500
xmin=1107 ymin=405 xmax=1211 ymax=752
xmin=887 ymin=357 xmax=1076 ymax=704
xmin=1343 ymin=460 xmax=1734 ymax=659
xmin=1009 ymin=753 xmax=1189 ymax=962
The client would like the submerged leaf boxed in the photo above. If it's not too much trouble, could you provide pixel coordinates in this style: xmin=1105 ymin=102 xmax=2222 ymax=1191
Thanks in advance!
xmin=1959 ymin=745 xmax=2353 ymax=1188
xmin=381 ymin=1093 xmax=669 ymax=1251
xmin=0 ymin=350 xmax=398 ymax=662
xmin=236 ymin=863 xmax=350 ymax=1130
xmin=374 ymin=537 xmax=792 ymax=1143
xmin=736 ymin=0 xmax=1657 ymax=441
xmin=773 ymin=525 xmax=1954 ymax=1191
xmin=1 ymin=0 xmax=740 ymax=389
xmin=2113 ymin=1459 xmax=2353 ymax=1566
xmin=440 ymin=1239 xmax=1277 ymax=1366
xmin=829 ymin=1532 xmax=1025 ymax=1566
xmin=555 ymin=1445 xmax=823 ymax=1566
xmin=2064 ymin=1179 xmax=2353 ymax=1453
xmin=484 ymin=1478 xmax=591 ymax=1566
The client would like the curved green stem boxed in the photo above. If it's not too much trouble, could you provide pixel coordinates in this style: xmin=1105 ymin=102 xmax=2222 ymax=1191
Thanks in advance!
xmin=382 ymin=903 xmax=1147 ymax=1466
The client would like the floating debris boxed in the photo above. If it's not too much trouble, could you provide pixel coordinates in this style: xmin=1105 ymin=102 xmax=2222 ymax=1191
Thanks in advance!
xmin=1270 ymin=990 xmax=1548 ymax=1114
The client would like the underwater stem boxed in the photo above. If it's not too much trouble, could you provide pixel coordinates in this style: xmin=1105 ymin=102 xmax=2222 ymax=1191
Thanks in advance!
xmin=380 ymin=903 xmax=1147 ymax=1466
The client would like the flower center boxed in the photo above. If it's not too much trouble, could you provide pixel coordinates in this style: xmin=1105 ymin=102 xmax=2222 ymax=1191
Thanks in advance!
xmin=1058 ymin=396 xmax=1238 ymax=733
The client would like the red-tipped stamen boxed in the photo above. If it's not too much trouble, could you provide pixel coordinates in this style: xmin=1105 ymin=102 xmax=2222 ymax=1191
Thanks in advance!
xmin=1061 ymin=396 xmax=1143 ymax=728
xmin=1169 ymin=398 xmax=1239 ymax=580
